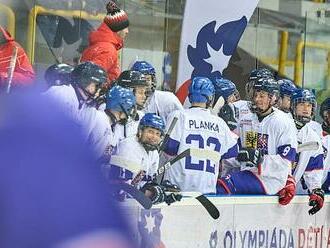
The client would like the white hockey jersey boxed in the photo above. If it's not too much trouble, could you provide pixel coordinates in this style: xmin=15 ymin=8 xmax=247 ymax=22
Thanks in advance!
xmin=231 ymin=102 xmax=298 ymax=194
xmin=164 ymin=107 xmax=239 ymax=194
xmin=80 ymin=108 xmax=118 ymax=161
xmin=144 ymin=90 xmax=183 ymax=123
xmin=293 ymin=124 xmax=324 ymax=193
xmin=110 ymin=136 xmax=159 ymax=188
xmin=307 ymin=120 xmax=323 ymax=137
xmin=114 ymin=110 xmax=144 ymax=142
xmin=43 ymin=84 xmax=82 ymax=123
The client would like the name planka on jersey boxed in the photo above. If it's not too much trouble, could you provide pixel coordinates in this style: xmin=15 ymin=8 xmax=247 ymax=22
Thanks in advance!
xmin=187 ymin=119 xmax=220 ymax=133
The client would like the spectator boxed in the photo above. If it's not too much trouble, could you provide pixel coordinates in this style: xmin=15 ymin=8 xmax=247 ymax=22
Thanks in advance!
xmin=0 ymin=90 xmax=134 ymax=248
xmin=81 ymin=1 xmax=129 ymax=84
xmin=0 ymin=26 xmax=35 ymax=89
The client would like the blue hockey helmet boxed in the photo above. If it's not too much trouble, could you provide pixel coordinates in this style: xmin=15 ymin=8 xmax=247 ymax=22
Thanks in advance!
xmin=188 ymin=76 xmax=215 ymax=105
xmin=71 ymin=62 xmax=107 ymax=88
xmin=246 ymin=68 xmax=274 ymax=100
xmin=253 ymin=77 xmax=279 ymax=95
xmin=213 ymin=78 xmax=240 ymax=103
xmin=106 ymin=85 xmax=136 ymax=117
xmin=278 ymin=79 xmax=297 ymax=97
xmin=44 ymin=63 xmax=74 ymax=86
xmin=291 ymin=88 xmax=317 ymax=127
xmin=131 ymin=60 xmax=156 ymax=91
xmin=131 ymin=61 xmax=155 ymax=75
xmin=320 ymin=97 xmax=330 ymax=120
xmin=139 ymin=113 xmax=165 ymax=135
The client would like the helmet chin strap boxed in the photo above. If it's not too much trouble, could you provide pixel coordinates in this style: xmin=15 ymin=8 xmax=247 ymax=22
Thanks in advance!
xmin=294 ymin=115 xmax=311 ymax=129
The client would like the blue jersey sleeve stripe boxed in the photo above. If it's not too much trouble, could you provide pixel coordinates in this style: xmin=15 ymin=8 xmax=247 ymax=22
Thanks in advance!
xmin=305 ymin=154 xmax=324 ymax=171
xmin=164 ymin=137 xmax=180 ymax=156
xmin=277 ymin=145 xmax=296 ymax=162
xmin=221 ymin=143 xmax=239 ymax=160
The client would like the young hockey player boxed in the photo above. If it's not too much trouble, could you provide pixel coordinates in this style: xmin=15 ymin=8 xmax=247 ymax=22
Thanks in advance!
xmin=44 ymin=61 xmax=107 ymax=123
xmin=131 ymin=60 xmax=183 ymax=123
xmin=163 ymin=76 xmax=239 ymax=194
xmin=44 ymin=63 xmax=74 ymax=88
xmin=277 ymin=78 xmax=297 ymax=113
xmin=217 ymin=78 xmax=298 ymax=195
xmin=279 ymin=89 xmax=324 ymax=215
xmin=109 ymin=113 xmax=181 ymax=205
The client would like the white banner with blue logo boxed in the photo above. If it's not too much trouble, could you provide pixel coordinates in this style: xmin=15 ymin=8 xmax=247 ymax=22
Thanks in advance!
xmin=125 ymin=195 xmax=330 ymax=248
xmin=176 ymin=0 xmax=259 ymax=104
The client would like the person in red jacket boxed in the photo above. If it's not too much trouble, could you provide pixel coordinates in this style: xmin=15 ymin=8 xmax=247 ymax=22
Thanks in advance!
xmin=0 ymin=26 xmax=35 ymax=89
xmin=81 ymin=1 xmax=129 ymax=84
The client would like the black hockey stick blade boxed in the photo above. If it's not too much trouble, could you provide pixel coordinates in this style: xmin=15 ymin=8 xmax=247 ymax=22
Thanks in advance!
xmin=111 ymin=182 xmax=152 ymax=209
xmin=195 ymin=195 xmax=220 ymax=220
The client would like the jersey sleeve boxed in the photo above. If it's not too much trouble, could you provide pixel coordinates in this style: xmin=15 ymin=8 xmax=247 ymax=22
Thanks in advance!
xmin=298 ymin=130 xmax=324 ymax=190
xmin=220 ymin=124 xmax=239 ymax=160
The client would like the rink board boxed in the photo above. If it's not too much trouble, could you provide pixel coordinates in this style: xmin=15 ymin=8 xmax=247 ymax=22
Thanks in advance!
xmin=123 ymin=195 xmax=330 ymax=248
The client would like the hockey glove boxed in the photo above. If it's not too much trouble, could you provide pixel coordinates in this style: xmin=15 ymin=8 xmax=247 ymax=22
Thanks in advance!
xmin=141 ymin=182 xmax=166 ymax=205
xmin=308 ymin=188 xmax=324 ymax=215
xmin=218 ymin=104 xmax=238 ymax=131
xmin=237 ymin=148 xmax=263 ymax=167
xmin=161 ymin=180 xmax=182 ymax=205
xmin=278 ymin=175 xmax=296 ymax=205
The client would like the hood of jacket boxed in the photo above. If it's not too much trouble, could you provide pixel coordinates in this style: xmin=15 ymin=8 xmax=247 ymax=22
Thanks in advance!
xmin=88 ymin=22 xmax=123 ymax=50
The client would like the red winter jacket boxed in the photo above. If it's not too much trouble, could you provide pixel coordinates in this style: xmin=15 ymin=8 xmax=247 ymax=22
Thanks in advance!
xmin=0 ymin=26 xmax=35 ymax=86
xmin=81 ymin=22 xmax=123 ymax=83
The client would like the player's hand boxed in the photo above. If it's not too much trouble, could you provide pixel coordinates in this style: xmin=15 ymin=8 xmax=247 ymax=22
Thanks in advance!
xmin=278 ymin=175 xmax=296 ymax=205
xmin=237 ymin=148 xmax=263 ymax=167
xmin=218 ymin=104 xmax=238 ymax=131
xmin=308 ymin=188 xmax=324 ymax=215
xmin=161 ymin=180 xmax=182 ymax=205
xmin=141 ymin=182 xmax=165 ymax=205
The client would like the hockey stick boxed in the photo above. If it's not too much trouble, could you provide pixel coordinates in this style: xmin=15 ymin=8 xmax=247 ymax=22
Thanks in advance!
xmin=111 ymin=148 xmax=221 ymax=177
xmin=158 ymin=116 xmax=178 ymax=153
xmin=297 ymin=141 xmax=320 ymax=153
xmin=110 ymin=148 xmax=221 ymax=219
xmin=211 ymin=96 xmax=225 ymax=116
xmin=109 ymin=181 xmax=152 ymax=209
xmin=177 ymin=192 xmax=220 ymax=220
xmin=6 ymin=46 xmax=18 ymax=94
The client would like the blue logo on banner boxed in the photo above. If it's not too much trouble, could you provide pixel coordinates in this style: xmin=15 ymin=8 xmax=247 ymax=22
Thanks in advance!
xmin=187 ymin=17 xmax=247 ymax=82
xmin=138 ymin=208 xmax=166 ymax=248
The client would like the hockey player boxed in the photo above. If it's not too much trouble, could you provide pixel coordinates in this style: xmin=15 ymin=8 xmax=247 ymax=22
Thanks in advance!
xmin=217 ymin=78 xmax=298 ymax=195
xmin=113 ymin=70 xmax=149 ymax=140
xmin=131 ymin=60 xmax=183 ymax=123
xmin=219 ymin=68 xmax=274 ymax=132
xmin=109 ymin=113 xmax=181 ymax=205
xmin=44 ymin=61 xmax=108 ymax=123
xmin=281 ymin=89 xmax=324 ymax=215
xmin=212 ymin=77 xmax=240 ymax=117
xmin=116 ymin=70 xmax=148 ymax=110
xmin=162 ymin=76 xmax=239 ymax=194
xmin=319 ymin=98 xmax=330 ymax=192
xmin=277 ymin=79 xmax=297 ymax=113
xmin=44 ymin=63 xmax=74 ymax=88
xmin=213 ymin=78 xmax=240 ymax=105
xmin=85 ymin=85 xmax=136 ymax=162
xmin=245 ymin=68 xmax=274 ymax=100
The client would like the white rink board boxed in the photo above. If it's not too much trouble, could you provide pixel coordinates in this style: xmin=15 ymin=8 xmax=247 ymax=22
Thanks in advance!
xmin=123 ymin=195 xmax=330 ymax=248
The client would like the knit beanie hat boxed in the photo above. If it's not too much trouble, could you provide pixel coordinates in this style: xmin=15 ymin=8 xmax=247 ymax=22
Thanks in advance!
xmin=104 ymin=1 xmax=129 ymax=32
